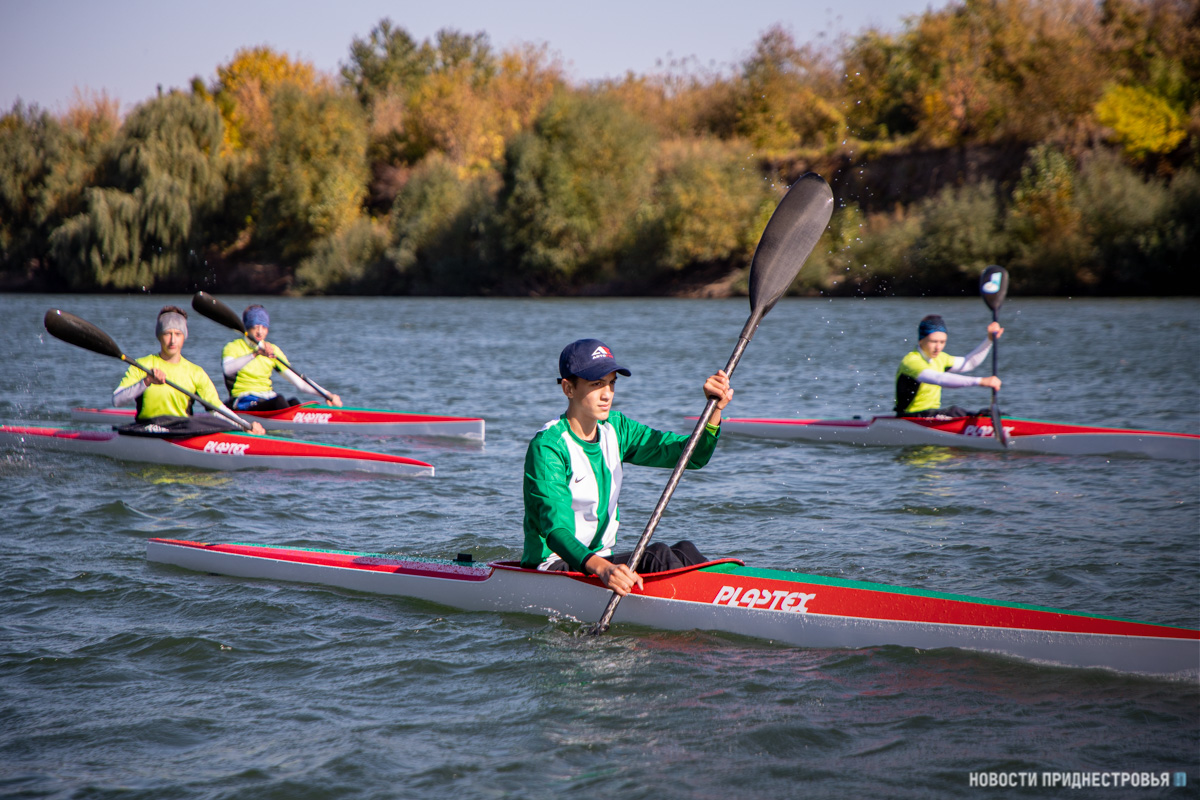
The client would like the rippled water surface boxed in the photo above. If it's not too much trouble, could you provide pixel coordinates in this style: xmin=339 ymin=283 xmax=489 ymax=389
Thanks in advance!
xmin=1 ymin=294 xmax=1197 ymax=799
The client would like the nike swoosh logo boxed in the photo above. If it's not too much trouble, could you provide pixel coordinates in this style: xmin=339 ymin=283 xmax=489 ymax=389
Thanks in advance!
xmin=573 ymin=476 xmax=585 ymax=483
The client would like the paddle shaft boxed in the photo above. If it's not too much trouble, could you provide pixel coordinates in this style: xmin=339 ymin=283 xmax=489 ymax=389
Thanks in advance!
xmin=121 ymin=356 xmax=252 ymax=432
xmin=988 ymin=307 xmax=1009 ymax=447
xmin=242 ymin=334 xmax=335 ymax=403
xmin=591 ymin=314 xmax=758 ymax=634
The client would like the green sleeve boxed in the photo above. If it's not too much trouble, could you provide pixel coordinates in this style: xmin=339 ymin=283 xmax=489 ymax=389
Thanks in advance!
xmin=612 ymin=411 xmax=718 ymax=470
xmin=522 ymin=435 xmax=594 ymax=571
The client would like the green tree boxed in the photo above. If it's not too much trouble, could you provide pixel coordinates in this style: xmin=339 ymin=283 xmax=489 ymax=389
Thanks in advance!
xmin=1005 ymin=145 xmax=1089 ymax=291
xmin=294 ymin=216 xmax=392 ymax=294
xmin=735 ymin=25 xmax=843 ymax=151
xmin=911 ymin=181 xmax=1007 ymax=288
xmin=383 ymin=156 xmax=497 ymax=293
xmin=342 ymin=19 xmax=435 ymax=107
xmin=48 ymin=91 xmax=226 ymax=289
xmin=842 ymin=31 xmax=920 ymax=141
xmin=254 ymin=84 xmax=368 ymax=261
xmin=629 ymin=141 xmax=772 ymax=280
xmin=495 ymin=92 xmax=657 ymax=291
xmin=0 ymin=96 xmax=118 ymax=279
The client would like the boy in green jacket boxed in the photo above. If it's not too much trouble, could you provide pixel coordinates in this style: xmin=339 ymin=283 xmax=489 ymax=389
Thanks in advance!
xmin=522 ymin=338 xmax=733 ymax=597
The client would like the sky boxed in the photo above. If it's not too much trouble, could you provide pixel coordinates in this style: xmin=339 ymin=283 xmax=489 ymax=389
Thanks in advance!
xmin=1 ymin=0 xmax=940 ymax=114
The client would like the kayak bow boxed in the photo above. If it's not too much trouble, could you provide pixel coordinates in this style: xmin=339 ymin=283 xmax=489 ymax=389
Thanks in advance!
xmin=72 ymin=403 xmax=485 ymax=440
xmin=0 ymin=425 xmax=433 ymax=476
xmin=702 ymin=415 xmax=1200 ymax=460
xmin=147 ymin=539 xmax=1198 ymax=678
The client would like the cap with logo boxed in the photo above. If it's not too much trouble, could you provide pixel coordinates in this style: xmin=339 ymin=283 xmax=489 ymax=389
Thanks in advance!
xmin=558 ymin=339 xmax=632 ymax=382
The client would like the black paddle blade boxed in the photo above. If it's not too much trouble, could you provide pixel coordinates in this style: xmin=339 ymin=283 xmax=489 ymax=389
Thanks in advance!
xmin=192 ymin=291 xmax=246 ymax=333
xmin=44 ymin=309 xmax=126 ymax=360
xmin=747 ymin=173 xmax=834 ymax=319
xmin=980 ymin=265 xmax=1008 ymax=312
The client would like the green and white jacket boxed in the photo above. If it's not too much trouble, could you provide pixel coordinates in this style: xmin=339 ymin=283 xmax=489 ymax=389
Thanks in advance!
xmin=521 ymin=410 xmax=719 ymax=571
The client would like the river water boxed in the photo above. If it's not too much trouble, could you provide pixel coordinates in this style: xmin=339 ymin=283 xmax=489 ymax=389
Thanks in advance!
xmin=1 ymin=294 xmax=1197 ymax=799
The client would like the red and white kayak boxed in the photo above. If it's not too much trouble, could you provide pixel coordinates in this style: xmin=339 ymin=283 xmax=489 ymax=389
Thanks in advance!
xmin=704 ymin=415 xmax=1200 ymax=460
xmin=72 ymin=403 xmax=484 ymax=440
xmin=0 ymin=425 xmax=433 ymax=476
xmin=148 ymin=538 xmax=1198 ymax=678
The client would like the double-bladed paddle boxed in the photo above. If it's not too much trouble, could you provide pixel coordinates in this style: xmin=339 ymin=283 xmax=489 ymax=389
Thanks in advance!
xmin=191 ymin=292 xmax=336 ymax=403
xmin=979 ymin=265 xmax=1009 ymax=448
xmin=590 ymin=172 xmax=835 ymax=635
xmin=43 ymin=309 xmax=254 ymax=432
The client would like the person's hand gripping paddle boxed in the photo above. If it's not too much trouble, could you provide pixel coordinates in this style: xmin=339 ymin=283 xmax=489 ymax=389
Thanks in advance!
xmin=979 ymin=265 xmax=1009 ymax=448
xmin=590 ymin=172 xmax=835 ymax=635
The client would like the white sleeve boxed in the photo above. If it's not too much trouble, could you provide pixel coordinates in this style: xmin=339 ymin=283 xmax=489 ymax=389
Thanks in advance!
xmin=917 ymin=368 xmax=982 ymax=389
xmin=223 ymin=353 xmax=256 ymax=377
xmin=113 ymin=380 xmax=146 ymax=407
xmin=950 ymin=338 xmax=992 ymax=373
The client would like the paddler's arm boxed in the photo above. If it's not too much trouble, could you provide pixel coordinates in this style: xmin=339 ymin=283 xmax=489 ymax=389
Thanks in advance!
xmin=916 ymin=369 xmax=1001 ymax=391
xmin=223 ymin=352 xmax=256 ymax=377
xmin=952 ymin=324 xmax=1004 ymax=373
xmin=617 ymin=370 xmax=733 ymax=470
xmin=703 ymin=369 xmax=733 ymax=427
xmin=113 ymin=360 xmax=160 ymax=406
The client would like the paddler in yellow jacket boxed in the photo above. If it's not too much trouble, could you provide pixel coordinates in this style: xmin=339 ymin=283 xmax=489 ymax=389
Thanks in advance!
xmin=222 ymin=304 xmax=342 ymax=412
xmin=112 ymin=306 xmax=265 ymax=434
xmin=895 ymin=314 xmax=1003 ymax=417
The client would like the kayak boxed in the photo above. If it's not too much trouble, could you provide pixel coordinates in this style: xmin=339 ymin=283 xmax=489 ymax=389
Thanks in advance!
xmin=71 ymin=403 xmax=485 ymax=440
xmin=0 ymin=425 xmax=434 ymax=476
xmin=147 ymin=538 xmax=1198 ymax=678
xmin=702 ymin=414 xmax=1200 ymax=460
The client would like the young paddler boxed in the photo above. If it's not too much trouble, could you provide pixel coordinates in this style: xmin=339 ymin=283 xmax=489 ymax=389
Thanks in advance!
xmin=894 ymin=314 xmax=1003 ymax=417
xmin=221 ymin=304 xmax=342 ymax=412
xmin=522 ymin=339 xmax=733 ymax=597
xmin=112 ymin=306 xmax=265 ymax=434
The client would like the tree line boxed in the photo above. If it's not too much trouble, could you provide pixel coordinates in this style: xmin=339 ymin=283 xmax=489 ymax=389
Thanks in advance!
xmin=2 ymin=0 xmax=1196 ymax=297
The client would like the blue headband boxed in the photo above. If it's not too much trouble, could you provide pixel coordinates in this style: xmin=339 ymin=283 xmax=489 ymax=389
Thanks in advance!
xmin=918 ymin=316 xmax=947 ymax=339
xmin=243 ymin=307 xmax=269 ymax=329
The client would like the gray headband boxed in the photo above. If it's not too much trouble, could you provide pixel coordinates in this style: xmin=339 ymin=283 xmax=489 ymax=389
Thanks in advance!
xmin=156 ymin=312 xmax=188 ymax=338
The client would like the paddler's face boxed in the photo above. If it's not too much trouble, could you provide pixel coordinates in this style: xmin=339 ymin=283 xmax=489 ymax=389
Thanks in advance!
xmin=563 ymin=372 xmax=618 ymax=423
xmin=158 ymin=328 xmax=185 ymax=358
xmin=920 ymin=332 xmax=947 ymax=359
xmin=247 ymin=325 xmax=268 ymax=344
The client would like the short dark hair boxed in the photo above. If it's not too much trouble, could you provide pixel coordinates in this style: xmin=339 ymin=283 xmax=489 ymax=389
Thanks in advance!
xmin=158 ymin=305 xmax=188 ymax=319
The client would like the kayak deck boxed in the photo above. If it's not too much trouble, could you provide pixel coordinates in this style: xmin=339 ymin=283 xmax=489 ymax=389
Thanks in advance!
xmin=0 ymin=425 xmax=434 ymax=476
xmin=707 ymin=414 xmax=1200 ymax=459
xmin=147 ymin=539 xmax=1199 ymax=678
xmin=72 ymin=403 xmax=485 ymax=440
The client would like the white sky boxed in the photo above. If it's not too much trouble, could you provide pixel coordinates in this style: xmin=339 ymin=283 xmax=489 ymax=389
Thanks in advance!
xmin=1 ymin=0 xmax=940 ymax=114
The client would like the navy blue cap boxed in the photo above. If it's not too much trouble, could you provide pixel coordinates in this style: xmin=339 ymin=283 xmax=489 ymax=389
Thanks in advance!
xmin=558 ymin=339 xmax=631 ymax=381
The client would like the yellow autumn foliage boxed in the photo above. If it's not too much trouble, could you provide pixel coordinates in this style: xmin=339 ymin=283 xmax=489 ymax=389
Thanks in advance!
xmin=213 ymin=46 xmax=318 ymax=153
xmin=1094 ymin=84 xmax=1187 ymax=160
